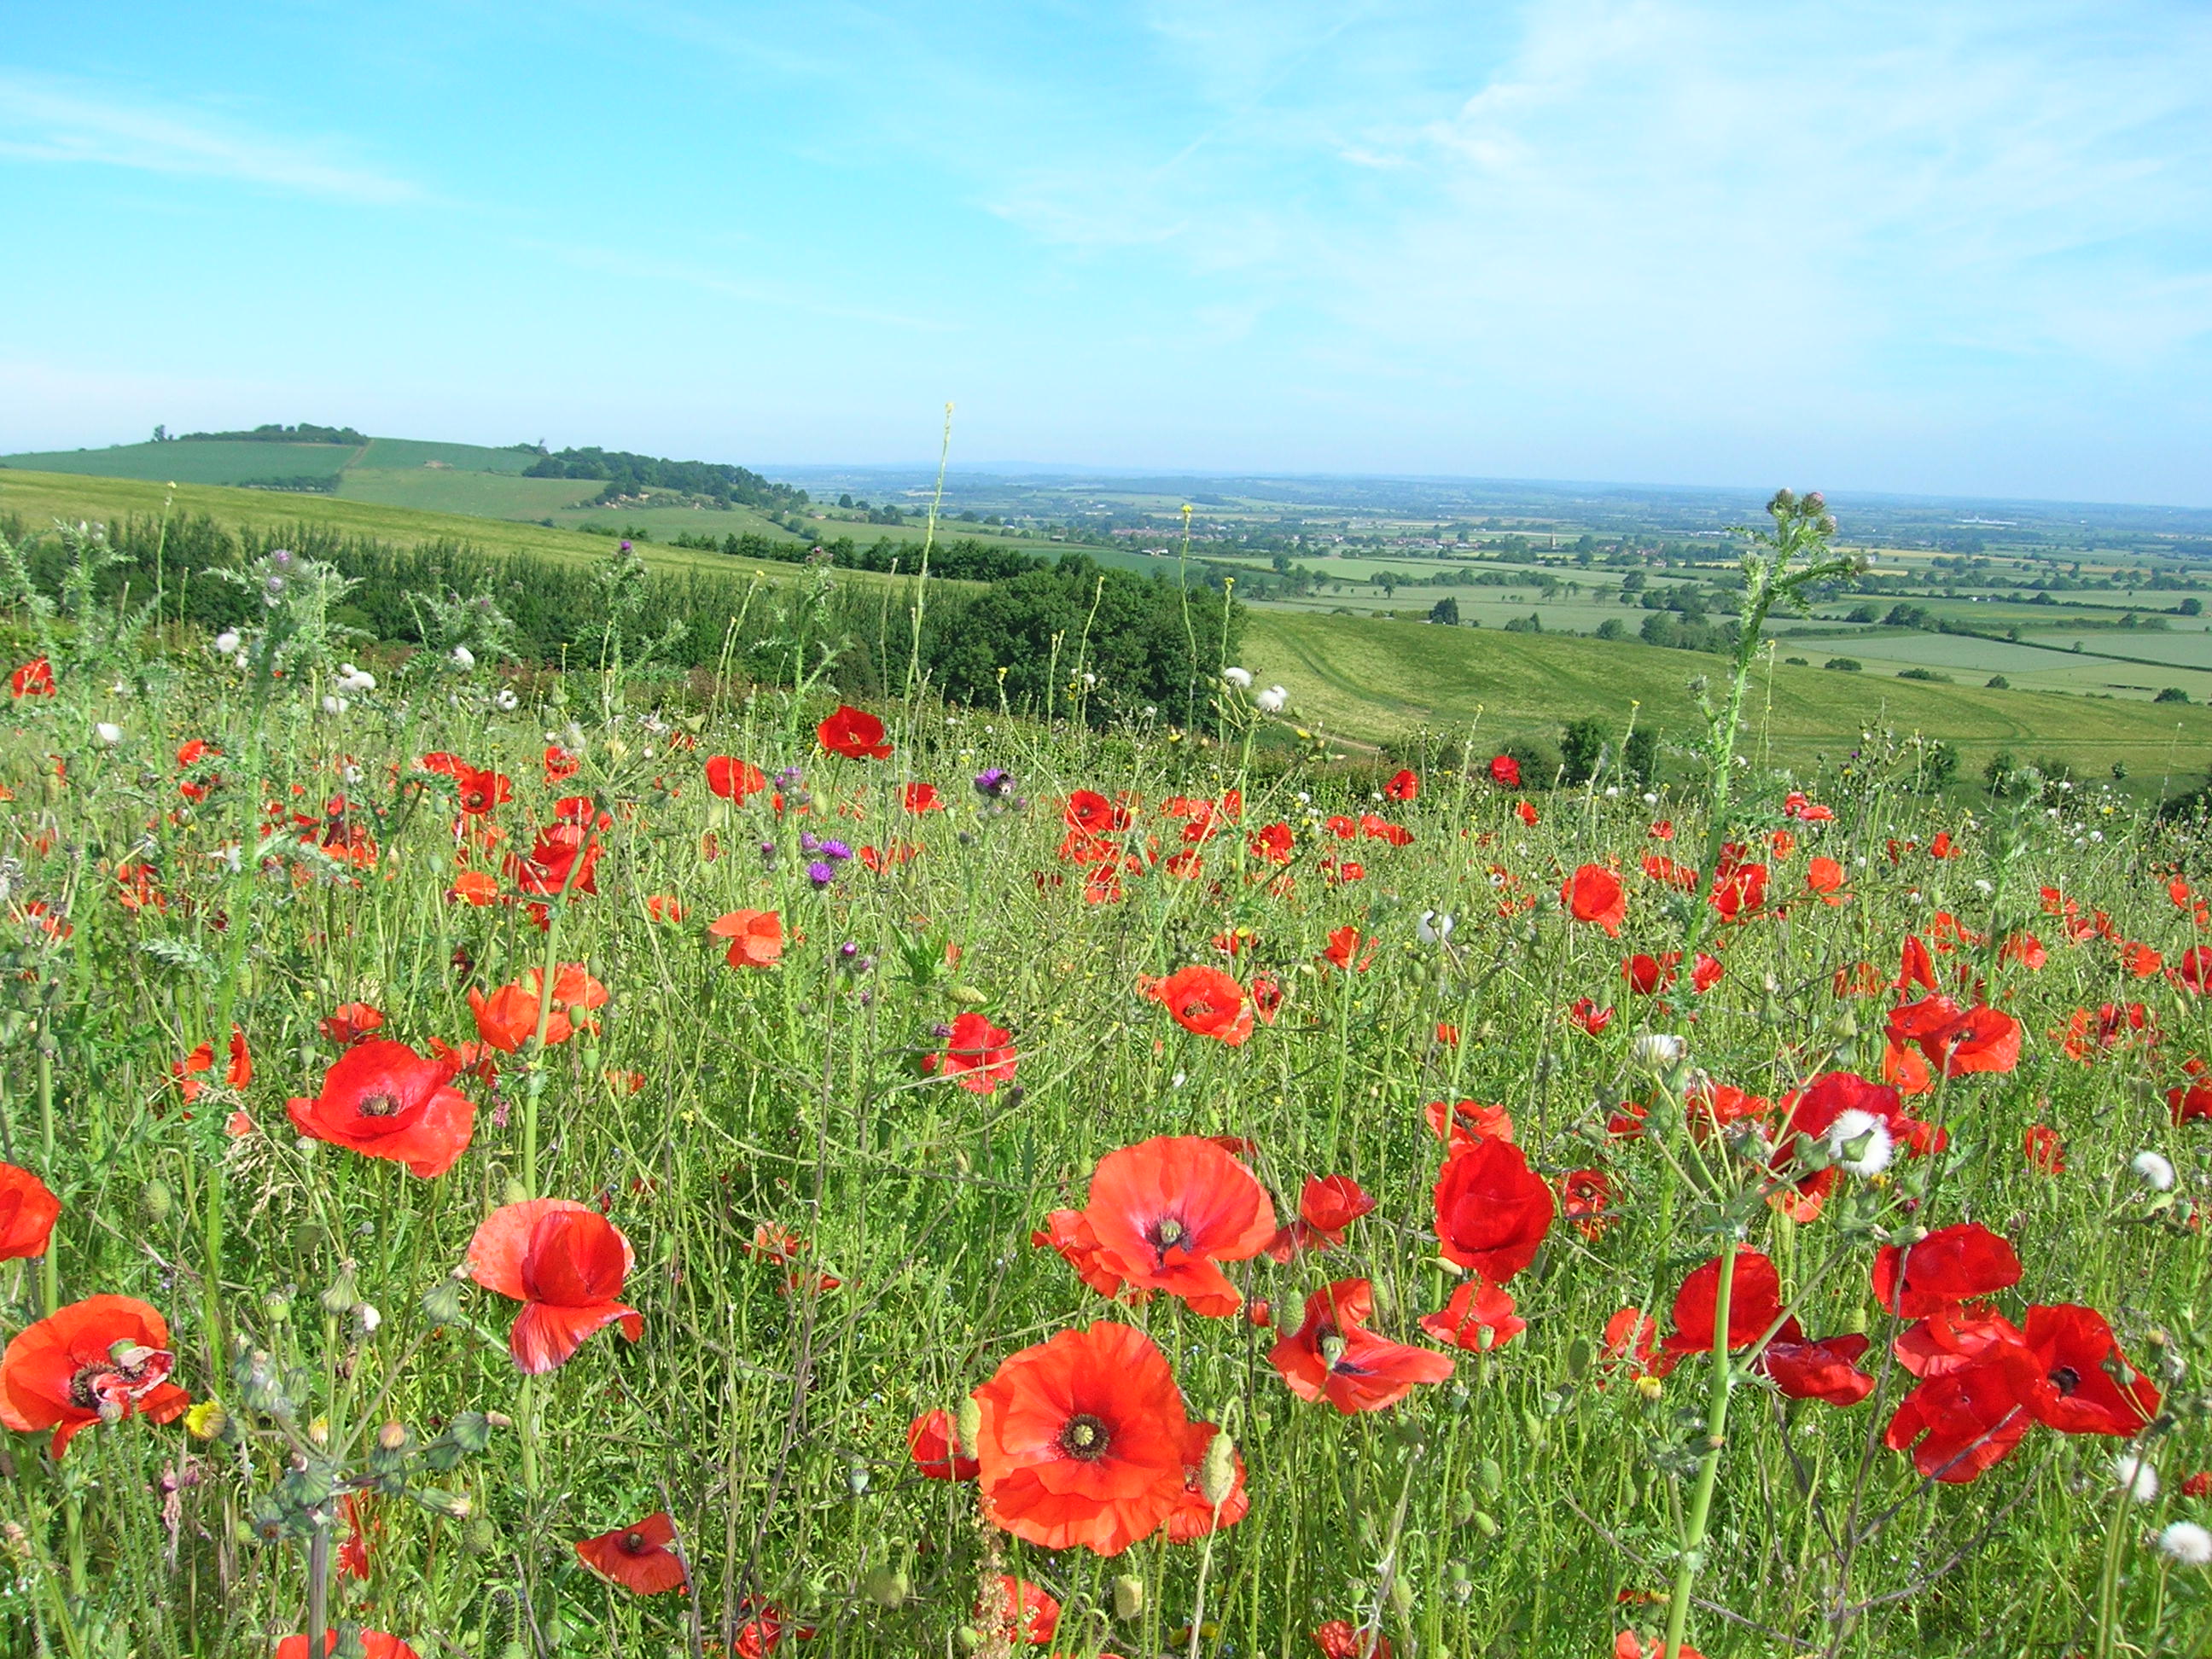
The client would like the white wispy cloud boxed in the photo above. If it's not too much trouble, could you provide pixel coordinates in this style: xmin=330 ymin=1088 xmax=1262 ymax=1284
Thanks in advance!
xmin=0 ymin=73 xmax=420 ymax=203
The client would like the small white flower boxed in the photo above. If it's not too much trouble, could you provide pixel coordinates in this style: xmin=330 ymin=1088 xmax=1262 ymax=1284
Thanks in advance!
xmin=1081 ymin=672 xmax=1096 ymax=687
xmin=2159 ymin=1520 xmax=2212 ymax=1565
xmin=449 ymin=644 xmax=476 ymax=671
xmin=1642 ymin=792 xmax=1658 ymax=806
xmin=2132 ymin=1150 xmax=2176 ymax=1191
xmin=1171 ymin=1070 xmax=1187 ymax=1089
xmin=1222 ymin=666 xmax=1254 ymax=690
xmin=2113 ymin=1452 xmax=2161 ymax=1504
xmin=322 ymin=695 xmax=348 ymax=714
xmin=1825 ymin=1108 xmax=1895 ymax=1177
xmin=494 ymin=688 xmax=518 ymax=711
xmin=1254 ymin=684 xmax=1289 ymax=713
xmin=1631 ymin=1033 xmax=1686 ymax=1070
xmin=212 ymin=630 xmax=241 ymax=655
xmin=1604 ymin=785 xmax=1620 ymax=797
xmin=1973 ymin=879 xmax=1994 ymax=896
xmin=94 ymin=722 xmax=123 ymax=745
xmin=1417 ymin=910 xmax=1454 ymax=945
xmin=356 ymin=1302 xmax=381 ymax=1335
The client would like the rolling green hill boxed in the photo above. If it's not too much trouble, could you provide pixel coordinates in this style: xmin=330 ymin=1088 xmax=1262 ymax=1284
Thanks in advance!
xmin=1 ymin=439 xmax=358 ymax=486
xmin=1242 ymin=608 xmax=2212 ymax=786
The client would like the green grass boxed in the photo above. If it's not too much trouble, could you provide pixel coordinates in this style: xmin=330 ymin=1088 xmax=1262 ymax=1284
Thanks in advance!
xmin=335 ymin=469 xmax=613 ymax=519
xmin=1241 ymin=607 xmax=2212 ymax=783
xmin=355 ymin=438 xmax=544 ymax=474
xmin=1 ymin=439 xmax=358 ymax=486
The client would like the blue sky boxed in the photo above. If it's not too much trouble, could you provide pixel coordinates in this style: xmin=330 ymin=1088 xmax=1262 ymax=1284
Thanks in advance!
xmin=3 ymin=2 xmax=2209 ymax=504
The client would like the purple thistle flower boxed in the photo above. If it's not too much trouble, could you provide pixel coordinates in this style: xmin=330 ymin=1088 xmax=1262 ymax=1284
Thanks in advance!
xmin=818 ymin=838 xmax=853 ymax=863
xmin=974 ymin=767 xmax=1013 ymax=799
xmin=800 ymin=830 xmax=824 ymax=854
xmin=806 ymin=860 xmax=836 ymax=889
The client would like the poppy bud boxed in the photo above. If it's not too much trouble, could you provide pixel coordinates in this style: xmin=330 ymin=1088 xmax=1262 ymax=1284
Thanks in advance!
xmin=421 ymin=1276 xmax=466 ymax=1326
xmin=320 ymin=1265 xmax=359 ymax=1316
xmin=501 ymin=1177 xmax=529 ymax=1207
xmin=142 ymin=1179 xmax=173 ymax=1223
xmin=416 ymin=1488 xmax=472 ymax=1518
xmin=1113 ymin=1575 xmax=1144 ymax=1621
xmin=1200 ymin=1430 xmax=1237 ymax=1506
xmin=463 ymin=1516 xmax=500 ymax=1557
xmin=1477 ymin=1457 xmax=1503 ymax=1499
xmin=954 ymin=1397 xmax=982 ymax=1463
xmin=951 ymin=984 xmax=988 ymax=1006
xmin=1389 ymin=1577 xmax=1414 ymax=1622
xmin=378 ymin=1422 xmax=409 ymax=1452
xmin=863 ymin=1564 xmax=910 ymax=1607
xmin=1471 ymin=1510 xmax=1500 ymax=1538
xmin=955 ymin=1627 xmax=981 ymax=1653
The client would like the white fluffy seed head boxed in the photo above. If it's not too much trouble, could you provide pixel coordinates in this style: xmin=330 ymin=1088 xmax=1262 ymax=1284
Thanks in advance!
xmin=213 ymin=630 xmax=242 ymax=655
xmin=2114 ymin=1452 xmax=2161 ymax=1504
xmin=1826 ymin=1109 xmax=1895 ymax=1177
xmin=1254 ymin=684 xmax=1289 ymax=713
xmin=93 ymin=722 xmax=123 ymax=746
xmin=2132 ymin=1150 xmax=2176 ymax=1192
xmin=1221 ymin=666 xmax=1253 ymax=690
xmin=2159 ymin=1520 xmax=2212 ymax=1565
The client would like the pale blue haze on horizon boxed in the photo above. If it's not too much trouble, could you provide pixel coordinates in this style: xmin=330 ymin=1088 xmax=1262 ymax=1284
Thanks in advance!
xmin=2 ymin=3 xmax=2208 ymax=506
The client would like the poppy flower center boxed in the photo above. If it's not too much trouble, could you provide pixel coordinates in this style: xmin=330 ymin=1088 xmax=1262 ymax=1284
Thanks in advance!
xmin=620 ymin=1530 xmax=651 ymax=1555
xmin=1318 ymin=1328 xmax=1350 ymax=1371
xmin=1059 ymin=1413 xmax=1113 ymax=1461
xmin=357 ymin=1090 xmax=404 ymax=1118
xmin=67 ymin=1348 xmax=172 ymax=1417
xmin=2048 ymin=1365 xmax=2080 ymax=1397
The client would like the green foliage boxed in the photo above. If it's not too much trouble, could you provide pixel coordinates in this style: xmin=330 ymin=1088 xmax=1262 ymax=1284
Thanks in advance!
xmin=1897 ymin=667 xmax=1953 ymax=682
xmin=522 ymin=445 xmax=806 ymax=512
xmin=1427 ymin=596 xmax=1460 ymax=626
xmin=1825 ymin=657 xmax=1863 ymax=672
xmin=1622 ymin=724 xmax=1662 ymax=786
xmin=178 ymin=421 xmax=368 ymax=445
xmin=1559 ymin=715 xmax=1607 ymax=784
xmin=2157 ymin=685 xmax=2191 ymax=703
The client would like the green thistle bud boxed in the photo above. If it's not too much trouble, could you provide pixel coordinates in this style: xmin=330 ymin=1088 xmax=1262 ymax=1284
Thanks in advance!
xmin=954 ymin=1396 xmax=981 ymax=1463
xmin=142 ymin=1179 xmax=173 ymax=1224
xmin=862 ymin=1565 xmax=909 ymax=1607
xmin=319 ymin=1264 xmax=359 ymax=1317
xmin=1199 ymin=1430 xmax=1237 ymax=1506
xmin=1113 ymin=1575 xmax=1144 ymax=1621
xmin=421 ymin=1275 xmax=466 ymax=1326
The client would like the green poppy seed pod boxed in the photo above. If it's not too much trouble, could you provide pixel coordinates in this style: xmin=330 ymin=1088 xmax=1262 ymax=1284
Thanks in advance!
xmin=1112 ymin=1575 xmax=1145 ymax=1621
xmin=319 ymin=1265 xmax=359 ymax=1317
xmin=142 ymin=1179 xmax=172 ymax=1224
xmin=1452 ymin=1489 xmax=1479 ymax=1527
xmin=334 ymin=1623 xmax=367 ymax=1659
xmin=421 ymin=1275 xmax=465 ymax=1326
xmin=1477 ymin=1457 xmax=1502 ymax=1499
xmin=261 ymin=1289 xmax=293 ymax=1324
xmin=1199 ymin=1430 xmax=1237 ymax=1506
xmin=862 ymin=1564 xmax=909 ymax=1608
xmin=1521 ymin=1409 xmax=1544 ymax=1447
xmin=954 ymin=1396 xmax=982 ymax=1463
xmin=463 ymin=1516 xmax=499 ymax=1557
xmin=1472 ymin=1510 xmax=1500 ymax=1539
xmin=498 ymin=1644 xmax=529 ymax=1659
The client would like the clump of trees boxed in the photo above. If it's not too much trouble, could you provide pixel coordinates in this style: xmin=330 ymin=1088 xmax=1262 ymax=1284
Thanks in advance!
xmin=525 ymin=446 xmax=807 ymax=512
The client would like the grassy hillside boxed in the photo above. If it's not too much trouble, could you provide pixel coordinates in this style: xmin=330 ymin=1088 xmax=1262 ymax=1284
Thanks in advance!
xmin=354 ymin=437 xmax=540 ymax=472
xmin=1243 ymin=607 xmax=2212 ymax=786
xmin=1 ymin=439 xmax=358 ymax=486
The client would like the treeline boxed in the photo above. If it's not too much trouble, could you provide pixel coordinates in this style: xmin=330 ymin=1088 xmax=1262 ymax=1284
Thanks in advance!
xmin=523 ymin=448 xmax=808 ymax=513
xmin=669 ymin=530 xmax=1045 ymax=584
xmin=0 ymin=514 xmax=1236 ymax=727
xmin=173 ymin=422 xmax=368 ymax=445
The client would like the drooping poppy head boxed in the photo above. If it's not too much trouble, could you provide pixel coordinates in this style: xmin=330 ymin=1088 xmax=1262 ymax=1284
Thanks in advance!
xmin=817 ymin=704 xmax=893 ymax=760
xmin=1418 ymin=1276 xmax=1527 ymax=1352
xmin=1432 ymin=1136 xmax=1554 ymax=1282
xmin=704 ymin=755 xmax=768 ymax=802
xmin=969 ymin=1320 xmax=1192 ymax=1556
xmin=465 ymin=1199 xmax=643 ymax=1373
xmin=1144 ymin=965 xmax=1254 ymax=1047
xmin=708 ymin=909 xmax=784 ymax=970
xmin=574 ymin=1511 xmax=688 ymax=1594
xmin=1871 ymin=1223 xmax=2022 ymax=1318
xmin=0 ymin=1295 xmax=190 ymax=1456
xmin=1563 ymin=865 xmax=1627 ymax=935
xmin=0 ymin=1162 xmax=61 ymax=1261
xmin=1080 ymin=1136 xmax=1276 ymax=1316
xmin=284 ymin=1040 xmax=476 ymax=1179
xmin=1760 ymin=1334 xmax=1875 ymax=1406
xmin=906 ymin=1409 xmax=980 ymax=1481
xmin=1270 ymin=1279 xmax=1452 ymax=1415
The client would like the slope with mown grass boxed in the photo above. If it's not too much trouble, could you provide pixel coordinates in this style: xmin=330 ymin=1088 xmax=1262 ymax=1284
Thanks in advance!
xmin=1243 ymin=607 xmax=2212 ymax=783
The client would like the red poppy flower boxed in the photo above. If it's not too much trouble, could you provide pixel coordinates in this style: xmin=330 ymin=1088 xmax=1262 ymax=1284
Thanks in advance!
xmin=273 ymin=1635 xmax=419 ymax=1659
xmin=1761 ymin=1333 xmax=1874 ymax=1406
xmin=1164 ymin=1417 xmax=1249 ymax=1543
xmin=1885 ymin=1359 xmax=2034 ymax=1483
xmin=899 ymin=781 xmax=943 ymax=813
xmin=0 ymin=1295 xmax=189 ymax=1456
xmin=2170 ymin=1077 xmax=2212 ymax=1124
xmin=1272 ymin=1279 xmax=1452 ymax=1414
xmin=1515 ymin=800 xmax=1539 ymax=827
xmin=1622 ymin=952 xmax=1679 ymax=996
xmin=970 ymin=1320 xmax=1192 ymax=1556
xmin=1265 ymin=1174 xmax=1375 ymax=1260
xmin=9 ymin=657 xmax=55 ymax=698
xmin=1614 ymin=1634 xmax=1703 ymax=1659
xmin=907 ymin=1409 xmax=980 ymax=1480
xmin=1487 ymin=754 xmax=1520 ymax=789
xmin=1423 ymin=1097 xmax=1514 ymax=1146
xmin=1420 ymin=1276 xmax=1526 ymax=1352
xmin=1772 ymin=1071 xmax=1942 ymax=1202
xmin=1887 ymin=996 xmax=2022 ymax=1079
xmin=1641 ymin=853 xmax=1699 ymax=891
xmin=1871 ymin=1223 xmax=2021 ymax=1318
xmin=0 ymin=1163 xmax=60 ymax=1261
xmin=318 ymin=1002 xmax=385 ymax=1045
xmin=1600 ymin=1308 xmax=1661 ymax=1377
xmin=1563 ymin=865 xmax=1627 ymax=934
xmin=1433 ymin=1135 xmax=1554 ymax=1282
xmin=1568 ymin=997 xmax=1614 ymax=1035
xmin=709 ymin=909 xmax=785 ymax=969
xmin=1658 ymin=1252 xmax=1788 ymax=1370
xmin=1074 ymin=1136 xmax=1275 ymax=1317
xmin=2019 ymin=1303 xmax=2159 ymax=1436
xmin=818 ymin=704 xmax=893 ymax=760
xmin=574 ymin=1511 xmax=687 ymax=1594
xmin=1384 ymin=768 xmax=1418 ymax=801
xmin=285 ymin=1040 xmax=474 ymax=1178
xmin=1143 ymin=965 xmax=1254 ymax=1046
xmin=504 ymin=822 xmax=600 ymax=898
xmin=2022 ymin=1124 xmax=2064 ymax=1173
xmin=980 ymin=1576 xmax=1058 ymax=1645
xmin=704 ymin=755 xmax=767 ymax=802
xmin=1709 ymin=860 xmax=1768 ymax=921
xmin=466 ymin=1199 xmax=643 ymax=1373
xmin=1319 ymin=926 xmax=1372 ymax=972
xmin=927 ymin=1011 xmax=1017 ymax=1094
xmin=1559 ymin=1168 xmax=1614 ymax=1240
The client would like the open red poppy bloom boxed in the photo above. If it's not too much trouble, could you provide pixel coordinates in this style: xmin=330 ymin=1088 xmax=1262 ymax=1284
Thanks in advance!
xmin=1559 ymin=1168 xmax=1615 ymax=1240
xmin=1433 ymin=1135 xmax=1554 ymax=1282
xmin=927 ymin=1011 xmax=1017 ymax=1094
xmin=1773 ymin=1071 xmax=1942 ymax=1203
xmin=1425 ymin=1098 xmax=1514 ymax=1146
xmin=0 ymin=1163 xmax=61 ymax=1260
xmin=504 ymin=821 xmax=600 ymax=897
xmin=1077 ymin=1136 xmax=1275 ymax=1316
xmin=1886 ymin=995 xmax=2022 ymax=1079
xmin=318 ymin=1002 xmax=385 ymax=1045
xmin=2018 ymin=1303 xmax=2160 ymax=1436
xmin=274 ymin=1634 xmax=420 ymax=1659
xmin=1871 ymin=1223 xmax=2022 ymax=1318
xmin=1600 ymin=1308 xmax=1662 ymax=1377
xmin=1709 ymin=860 xmax=1768 ymax=920
xmin=1658 ymin=1252 xmax=1788 ymax=1370
xmin=1319 ymin=926 xmax=1372 ymax=972
xmin=466 ymin=1199 xmax=643 ymax=1373
xmin=970 ymin=1320 xmax=1192 ymax=1555
xmin=0 ymin=1295 xmax=189 ymax=1455
xmin=1164 ymin=1417 xmax=1249 ymax=1542
xmin=10 ymin=656 xmax=56 ymax=698
xmin=1420 ymin=1276 xmax=1526 ymax=1352
xmin=574 ymin=1511 xmax=687 ymax=1594
xmin=1384 ymin=768 xmax=1418 ymax=801
xmin=818 ymin=704 xmax=893 ymax=760
xmin=981 ymin=1575 xmax=1058 ymax=1644
xmin=1622 ymin=952 xmax=1679 ymax=996
xmin=1884 ymin=1360 xmax=2036 ymax=1482
xmin=1804 ymin=856 xmax=1849 ymax=904
xmin=907 ymin=1409 xmax=980 ymax=1480
xmin=286 ymin=1039 xmax=475 ymax=1178
xmin=1063 ymin=789 xmax=1130 ymax=833
xmin=469 ymin=983 xmax=566 ymax=1052
xmin=704 ymin=755 xmax=767 ymax=802
xmin=1144 ymin=965 xmax=1254 ymax=1046
xmin=709 ymin=908 xmax=784 ymax=969
xmin=1563 ymin=864 xmax=1627 ymax=934
xmin=1487 ymin=754 xmax=1520 ymax=788
xmin=1761 ymin=1333 xmax=1875 ymax=1406
xmin=1271 ymin=1279 xmax=1452 ymax=1414
xmin=1614 ymin=1634 xmax=1703 ymax=1659
xmin=1266 ymin=1174 xmax=1374 ymax=1260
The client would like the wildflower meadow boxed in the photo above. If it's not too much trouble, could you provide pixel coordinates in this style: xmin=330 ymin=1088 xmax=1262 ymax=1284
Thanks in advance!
xmin=0 ymin=492 xmax=2207 ymax=1659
